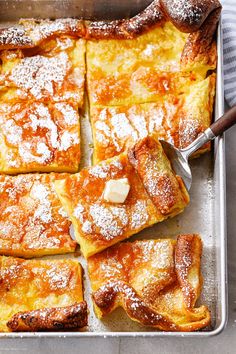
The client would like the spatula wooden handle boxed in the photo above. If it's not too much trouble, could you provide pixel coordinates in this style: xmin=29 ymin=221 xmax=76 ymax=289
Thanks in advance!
xmin=210 ymin=105 xmax=236 ymax=137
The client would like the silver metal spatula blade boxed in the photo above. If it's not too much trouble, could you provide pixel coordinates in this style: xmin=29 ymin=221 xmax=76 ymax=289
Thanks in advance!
xmin=160 ymin=140 xmax=192 ymax=190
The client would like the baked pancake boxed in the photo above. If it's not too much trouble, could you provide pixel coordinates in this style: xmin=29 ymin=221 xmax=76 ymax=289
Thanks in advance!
xmin=91 ymin=75 xmax=215 ymax=163
xmin=0 ymin=18 xmax=85 ymax=50
xmin=0 ymin=101 xmax=81 ymax=174
xmin=0 ymin=2 xmax=221 ymax=171
xmin=0 ymin=256 xmax=87 ymax=332
xmin=86 ymin=21 xmax=215 ymax=107
xmin=55 ymin=137 xmax=189 ymax=258
xmin=86 ymin=1 xmax=221 ymax=49
xmin=86 ymin=0 xmax=221 ymax=161
xmin=0 ymin=19 xmax=86 ymax=173
xmin=87 ymin=22 xmax=189 ymax=106
xmin=0 ymin=173 xmax=76 ymax=258
xmin=0 ymin=36 xmax=86 ymax=107
xmin=88 ymin=234 xmax=211 ymax=332
xmin=0 ymin=18 xmax=85 ymax=107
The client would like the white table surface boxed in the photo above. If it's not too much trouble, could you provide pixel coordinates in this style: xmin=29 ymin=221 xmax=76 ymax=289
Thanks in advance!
xmin=0 ymin=121 xmax=235 ymax=354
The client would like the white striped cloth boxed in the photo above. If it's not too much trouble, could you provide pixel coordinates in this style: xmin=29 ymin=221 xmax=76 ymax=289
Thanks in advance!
xmin=222 ymin=0 xmax=236 ymax=106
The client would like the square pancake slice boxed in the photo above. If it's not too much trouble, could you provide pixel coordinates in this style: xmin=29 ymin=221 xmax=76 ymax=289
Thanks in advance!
xmin=91 ymin=75 xmax=215 ymax=163
xmin=0 ymin=173 xmax=76 ymax=258
xmin=0 ymin=256 xmax=87 ymax=332
xmin=86 ymin=21 xmax=216 ymax=107
xmin=54 ymin=137 xmax=189 ymax=258
xmin=0 ymin=19 xmax=86 ymax=107
xmin=88 ymin=234 xmax=211 ymax=332
xmin=0 ymin=100 xmax=81 ymax=174
xmin=0 ymin=19 xmax=86 ymax=173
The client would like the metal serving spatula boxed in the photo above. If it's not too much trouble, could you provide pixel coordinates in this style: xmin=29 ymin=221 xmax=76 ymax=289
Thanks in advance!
xmin=161 ymin=105 xmax=236 ymax=190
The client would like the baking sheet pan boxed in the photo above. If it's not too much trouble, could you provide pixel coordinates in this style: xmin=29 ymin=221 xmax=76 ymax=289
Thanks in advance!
xmin=0 ymin=0 xmax=227 ymax=337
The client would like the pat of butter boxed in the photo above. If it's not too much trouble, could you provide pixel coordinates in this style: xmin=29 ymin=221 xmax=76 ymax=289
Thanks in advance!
xmin=103 ymin=178 xmax=130 ymax=203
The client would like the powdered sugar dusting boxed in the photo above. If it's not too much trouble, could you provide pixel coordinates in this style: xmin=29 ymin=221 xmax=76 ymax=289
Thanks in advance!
xmin=55 ymin=103 xmax=78 ymax=125
xmin=82 ymin=220 xmax=93 ymax=234
xmin=9 ymin=52 xmax=70 ymax=99
xmin=89 ymin=158 xmax=123 ymax=179
xmin=95 ymin=280 xmax=164 ymax=323
xmin=145 ymin=171 xmax=164 ymax=198
xmin=148 ymin=107 xmax=164 ymax=132
xmin=56 ymin=37 xmax=74 ymax=50
xmin=131 ymin=200 xmax=149 ymax=229
xmin=109 ymin=206 xmax=128 ymax=227
xmin=93 ymin=104 xmax=167 ymax=159
xmin=89 ymin=164 xmax=109 ymax=179
xmin=179 ymin=118 xmax=200 ymax=147
xmin=60 ymin=131 xmax=80 ymax=151
xmin=73 ymin=203 xmax=84 ymax=221
xmin=30 ymin=183 xmax=52 ymax=223
xmin=0 ymin=100 xmax=80 ymax=168
xmin=28 ymin=103 xmax=79 ymax=152
xmin=128 ymin=113 xmax=148 ymax=139
xmin=141 ymin=240 xmax=174 ymax=269
xmin=89 ymin=204 xmax=126 ymax=241
xmin=19 ymin=141 xmax=52 ymax=164
xmin=95 ymin=121 xmax=110 ymax=135
xmin=28 ymin=104 xmax=58 ymax=148
xmin=29 ymin=18 xmax=80 ymax=43
xmin=5 ymin=152 xmax=18 ymax=168
xmin=58 ymin=207 xmax=68 ymax=218
xmin=0 ymin=173 xmax=75 ymax=256
xmin=111 ymin=113 xmax=138 ymax=141
xmin=167 ymin=0 xmax=204 ymax=24
xmin=2 ymin=119 xmax=22 ymax=146
xmin=143 ymin=44 xmax=156 ymax=57
xmin=0 ymin=26 xmax=32 ymax=47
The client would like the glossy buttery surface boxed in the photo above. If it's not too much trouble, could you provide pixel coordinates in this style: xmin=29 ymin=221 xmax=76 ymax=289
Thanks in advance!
xmin=88 ymin=235 xmax=210 ymax=331
xmin=0 ymin=19 xmax=85 ymax=173
xmin=0 ymin=173 xmax=76 ymax=257
xmin=87 ymin=22 xmax=216 ymax=163
xmin=0 ymin=257 xmax=84 ymax=332
xmin=55 ymin=138 xmax=189 ymax=258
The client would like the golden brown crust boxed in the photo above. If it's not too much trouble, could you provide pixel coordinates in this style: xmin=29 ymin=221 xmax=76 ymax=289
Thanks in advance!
xmin=89 ymin=235 xmax=211 ymax=332
xmin=0 ymin=173 xmax=76 ymax=258
xmin=7 ymin=302 xmax=88 ymax=332
xmin=54 ymin=137 xmax=189 ymax=258
xmin=85 ymin=0 xmax=221 ymax=39
xmin=85 ymin=0 xmax=220 ymax=88
xmin=0 ymin=257 xmax=85 ymax=332
xmin=0 ymin=1 xmax=221 ymax=76
xmin=128 ymin=137 xmax=189 ymax=215
xmin=0 ymin=25 xmax=85 ymax=174
xmin=85 ymin=1 xmax=164 ymax=40
xmin=0 ymin=27 xmax=33 ymax=50
xmin=181 ymin=6 xmax=221 ymax=67
xmin=93 ymin=280 xmax=179 ymax=331
xmin=0 ymin=0 xmax=221 ymax=49
xmin=0 ymin=102 xmax=82 ymax=174
xmin=90 ymin=75 xmax=215 ymax=163
xmin=85 ymin=1 xmax=218 ymax=163
xmin=175 ymin=234 xmax=202 ymax=309
xmin=0 ymin=19 xmax=85 ymax=50
xmin=160 ymin=0 xmax=221 ymax=33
